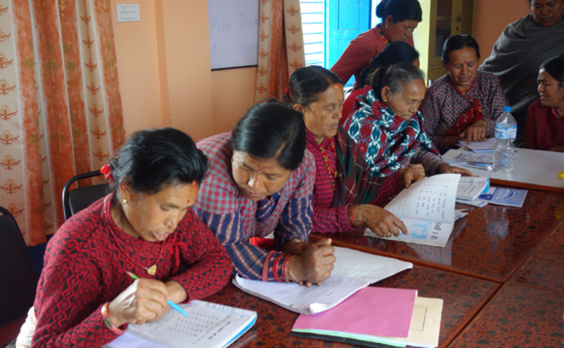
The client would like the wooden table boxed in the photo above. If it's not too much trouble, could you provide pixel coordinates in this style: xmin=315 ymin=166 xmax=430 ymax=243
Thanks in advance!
xmin=449 ymin=217 xmax=564 ymax=347
xmin=313 ymin=188 xmax=564 ymax=283
xmin=206 ymin=266 xmax=498 ymax=348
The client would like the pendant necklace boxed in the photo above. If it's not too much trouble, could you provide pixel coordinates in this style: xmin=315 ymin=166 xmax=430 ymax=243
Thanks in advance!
xmin=318 ymin=138 xmax=337 ymax=191
xmin=104 ymin=196 xmax=166 ymax=276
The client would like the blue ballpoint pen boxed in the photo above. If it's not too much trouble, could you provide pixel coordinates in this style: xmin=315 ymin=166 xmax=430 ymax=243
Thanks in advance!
xmin=127 ymin=271 xmax=189 ymax=317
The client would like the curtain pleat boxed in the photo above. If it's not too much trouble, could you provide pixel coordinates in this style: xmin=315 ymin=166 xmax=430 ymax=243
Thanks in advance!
xmin=254 ymin=0 xmax=305 ymax=102
xmin=0 ymin=0 xmax=125 ymax=245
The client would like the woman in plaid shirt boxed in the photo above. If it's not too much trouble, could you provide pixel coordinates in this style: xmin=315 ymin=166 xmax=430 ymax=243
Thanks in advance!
xmin=193 ymin=102 xmax=335 ymax=286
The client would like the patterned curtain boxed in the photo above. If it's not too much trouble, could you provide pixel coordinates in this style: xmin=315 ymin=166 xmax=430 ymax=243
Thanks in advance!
xmin=254 ymin=0 xmax=305 ymax=102
xmin=0 ymin=0 xmax=125 ymax=246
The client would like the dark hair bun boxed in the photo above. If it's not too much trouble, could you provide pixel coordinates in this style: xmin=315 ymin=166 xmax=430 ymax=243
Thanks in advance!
xmin=375 ymin=0 xmax=422 ymax=22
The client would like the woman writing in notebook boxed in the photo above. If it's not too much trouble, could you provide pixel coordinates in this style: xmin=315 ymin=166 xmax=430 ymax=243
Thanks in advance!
xmin=524 ymin=55 xmax=564 ymax=151
xmin=344 ymin=63 xmax=472 ymax=179
xmin=284 ymin=66 xmax=419 ymax=238
xmin=18 ymin=128 xmax=232 ymax=347
xmin=193 ymin=102 xmax=335 ymax=286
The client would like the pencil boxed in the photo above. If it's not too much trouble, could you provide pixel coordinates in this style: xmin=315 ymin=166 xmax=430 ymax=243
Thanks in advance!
xmin=126 ymin=271 xmax=189 ymax=317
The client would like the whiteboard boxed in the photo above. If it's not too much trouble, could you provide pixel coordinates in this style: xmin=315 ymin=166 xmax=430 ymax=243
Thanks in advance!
xmin=208 ymin=0 xmax=259 ymax=70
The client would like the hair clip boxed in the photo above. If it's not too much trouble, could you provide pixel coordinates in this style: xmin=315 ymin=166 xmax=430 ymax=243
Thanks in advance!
xmin=284 ymin=87 xmax=291 ymax=96
xmin=100 ymin=165 xmax=114 ymax=185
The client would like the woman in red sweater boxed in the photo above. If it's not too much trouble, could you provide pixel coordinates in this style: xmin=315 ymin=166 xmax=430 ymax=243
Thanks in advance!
xmin=331 ymin=0 xmax=422 ymax=87
xmin=18 ymin=128 xmax=232 ymax=347
xmin=524 ymin=55 xmax=564 ymax=151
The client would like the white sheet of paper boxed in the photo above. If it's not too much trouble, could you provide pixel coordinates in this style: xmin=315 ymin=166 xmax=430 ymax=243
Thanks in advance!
xmin=106 ymin=333 xmax=168 ymax=348
xmin=458 ymin=137 xmax=496 ymax=151
xmin=233 ymin=248 xmax=413 ymax=315
xmin=443 ymin=149 xmax=493 ymax=164
xmin=365 ymin=174 xmax=460 ymax=247
xmin=234 ymin=274 xmax=368 ymax=315
xmin=384 ymin=174 xmax=460 ymax=224
xmin=331 ymin=246 xmax=412 ymax=284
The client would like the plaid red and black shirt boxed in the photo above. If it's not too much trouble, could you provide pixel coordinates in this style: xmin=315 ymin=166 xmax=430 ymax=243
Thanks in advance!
xmin=420 ymin=71 xmax=508 ymax=153
xmin=194 ymin=133 xmax=315 ymax=281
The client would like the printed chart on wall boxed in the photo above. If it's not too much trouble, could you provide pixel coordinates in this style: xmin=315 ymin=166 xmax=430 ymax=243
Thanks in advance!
xmin=208 ymin=0 xmax=259 ymax=70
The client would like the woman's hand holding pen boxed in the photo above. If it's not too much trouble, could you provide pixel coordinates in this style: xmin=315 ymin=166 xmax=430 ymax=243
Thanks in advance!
xmin=108 ymin=278 xmax=171 ymax=327
xmin=288 ymin=238 xmax=335 ymax=287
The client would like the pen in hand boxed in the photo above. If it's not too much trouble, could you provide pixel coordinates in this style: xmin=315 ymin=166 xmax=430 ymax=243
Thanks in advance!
xmin=127 ymin=271 xmax=189 ymax=317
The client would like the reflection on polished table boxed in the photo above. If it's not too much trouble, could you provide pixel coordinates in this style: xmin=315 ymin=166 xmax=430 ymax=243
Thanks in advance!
xmin=450 ymin=216 xmax=564 ymax=346
xmin=313 ymin=188 xmax=564 ymax=282
xmin=212 ymin=185 xmax=563 ymax=347
xmin=206 ymin=265 xmax=498 ymax=348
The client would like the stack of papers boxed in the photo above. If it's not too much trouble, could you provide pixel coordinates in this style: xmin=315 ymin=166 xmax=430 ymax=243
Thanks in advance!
xmin=443 ymin=149 xmax=493 ymax=170
xmin=456 ymin=177 xmax=490 ymax=201
xmin=233 ymin=247 xmax=413 ymax=315
xmin=456 ymin=186 xmax=528 ymax=208
xmin=455 ymin=177 xmax=490 ymax=207
xmin=458 ymin=138 xmax=496 ymax=152
xmin=291 ymin=288 xmax=443 ymax=348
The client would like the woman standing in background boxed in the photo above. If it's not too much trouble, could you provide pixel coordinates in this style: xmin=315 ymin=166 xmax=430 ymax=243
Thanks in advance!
xmin=330 ymin=0 xmax=422 ymax=88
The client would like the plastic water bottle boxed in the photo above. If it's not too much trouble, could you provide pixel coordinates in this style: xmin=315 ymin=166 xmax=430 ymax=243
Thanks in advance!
xmin=493 ymin=106 xmax=517 ymax=173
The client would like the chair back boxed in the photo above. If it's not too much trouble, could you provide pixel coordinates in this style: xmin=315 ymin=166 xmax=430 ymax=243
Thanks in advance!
xmin=0 ymin=206 xmax=38 ymax=343
xmin=62 ymin=171 xmax=109 ymax=220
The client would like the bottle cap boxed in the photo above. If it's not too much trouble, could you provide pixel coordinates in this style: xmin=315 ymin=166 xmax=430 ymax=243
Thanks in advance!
xmin=503 ymin=106 xmax=511 ymax=112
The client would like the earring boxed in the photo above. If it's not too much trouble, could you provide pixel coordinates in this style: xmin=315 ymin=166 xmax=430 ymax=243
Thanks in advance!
xmin=123 ymin=198 xmax=128 ymax=205
xmin=383 ymin=98 xmax=387 ymax=102
xmin=385 ymin=25 xmax=389 ymax=29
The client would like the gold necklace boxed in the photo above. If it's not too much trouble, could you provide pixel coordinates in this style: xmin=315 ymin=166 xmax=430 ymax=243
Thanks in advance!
xmin=110 ymin=232 xmax=165 ymax=276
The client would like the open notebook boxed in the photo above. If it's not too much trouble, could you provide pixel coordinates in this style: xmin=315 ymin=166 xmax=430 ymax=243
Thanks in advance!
xmin=365 ymin=174 xmax=461 ymax=247
xmin=105 ymin=300 xmax=256 ymax=348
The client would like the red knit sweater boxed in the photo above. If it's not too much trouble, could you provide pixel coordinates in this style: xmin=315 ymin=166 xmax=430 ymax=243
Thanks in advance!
xmin=32 ymin=195 xmax=232 ymax=347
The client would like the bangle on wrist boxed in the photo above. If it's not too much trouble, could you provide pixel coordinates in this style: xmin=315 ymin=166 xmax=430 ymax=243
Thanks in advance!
xmin=272 ymin=254 xmax=284 ymax=282
xmin=262 ymin=250 xmax=276 ymax=282
xmin=101 ymin=302 xmax=125 ymax=335
xmin=282 ymin=255 xmax=292 ymax=283
xmin=347 ymin=205 xmax=358 ymax=228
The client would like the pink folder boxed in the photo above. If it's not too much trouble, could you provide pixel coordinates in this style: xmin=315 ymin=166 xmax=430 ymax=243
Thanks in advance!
xmin=293 ymin=287 xmax=416 ymax=338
